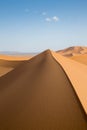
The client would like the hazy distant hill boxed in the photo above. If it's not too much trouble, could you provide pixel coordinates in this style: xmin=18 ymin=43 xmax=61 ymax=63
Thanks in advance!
xmin=57 ymin=46 xmax=87 ymax=57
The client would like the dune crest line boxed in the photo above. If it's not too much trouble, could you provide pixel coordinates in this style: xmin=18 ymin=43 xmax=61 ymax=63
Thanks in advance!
xmin=51 ymin=50 xmax=87 ymax=114
xmin=0 ymin=50 xmax=87 ymax=129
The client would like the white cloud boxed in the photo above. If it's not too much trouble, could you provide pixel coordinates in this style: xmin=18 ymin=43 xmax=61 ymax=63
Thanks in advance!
xmin=25 ymin=8 xmax=29 ymax=13
xmin=52 ymin=16 xmax=59 ymax=22
xmin=45 ymin=16 xmax=59 ymax=23
xmin=42 ymin=12 xmax=47 ymax=15
xmin=45 ymin=17 xmax=51 ymax=22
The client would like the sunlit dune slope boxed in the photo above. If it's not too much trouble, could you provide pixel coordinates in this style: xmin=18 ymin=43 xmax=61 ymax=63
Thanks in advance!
xmin=0 ymin=50 xmax=87 ymax=129
xmin=0 ymin=66 xmax=13 ymax=77
xmin=52 ymin=51 xmax=87 ymax=114
xmin=0 ymin=54 xmax=32 ymax=61
xmin=0 ymin=60 xmax=24 ymax=77
xmin=0 ymin=55 xmax=32 ymax=76
xmin=57 ymin=46 xmax=87 ymax=57
xmin=70 ymin=54 xmax=87 ymax=65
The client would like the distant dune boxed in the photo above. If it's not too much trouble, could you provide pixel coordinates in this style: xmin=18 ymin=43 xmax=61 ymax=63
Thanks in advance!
xmin=0 ymin=60 xmax=23 ymax=77
xmin=0 ymin=54 xmax=32 ymax=61
xmin=57 ymin=46 xmax=87 ymax=57
xmin=71 ymin=54 xmax=87 ymax=65
xmin=0 ymin=49 xmax=87 ymax=129
xmin=0 ymin=55 xmax=32 ymax=77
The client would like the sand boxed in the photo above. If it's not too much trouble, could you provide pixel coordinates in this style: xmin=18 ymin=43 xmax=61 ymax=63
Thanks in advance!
xmin=52 ymin=51 xmax=87 ymax=114
xmin=0 ymin=55 xmax=32 ymax=76
xmin=71 ymin=54 xmax=87 ymax=65
xmin=0 ymin=50 xmax=87 ymax=129
xmin=0 ymin=54 xmax=32 ymax=61
xmin=0 ymin=66 xmax=13 ymax=77
xmin=57 ymin=46 xmax=87 ymax=57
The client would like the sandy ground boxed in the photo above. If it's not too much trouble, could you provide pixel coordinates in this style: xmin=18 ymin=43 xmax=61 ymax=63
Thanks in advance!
xmin=52 ymin=51 xmax=87 ymax=114
xmin=71 ymin=54 xmax=87 ymax=65
xmin=0 ymin=54 xmax=32 ymax=61
xmin=0 ymin=66 xmax=13 ymax=77
xmin=0 ymin=55 xmax=32 ymax=76
xmin=0 ymin=50 xmax=87 ymax=129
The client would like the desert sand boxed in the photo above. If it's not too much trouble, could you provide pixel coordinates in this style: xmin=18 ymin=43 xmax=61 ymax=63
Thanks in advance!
xmin=52 ymin=51 xmax=87 ymax=114
xmin=71 ymin=54 xmax=87 ymax=65
xmin=0 ymin=55 xmax=32 ymax=76
xmin=57 ymin=46 xmax=87 ymax=57
xmin=0 ymin=54 xmax=32 ymax=61
xmin=0 ymin=49 xmax=87 ymax=129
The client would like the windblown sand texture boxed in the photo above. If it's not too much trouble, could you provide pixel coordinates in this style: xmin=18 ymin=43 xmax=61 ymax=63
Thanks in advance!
xmin=0 ymin=49 xmax=87 ymax=129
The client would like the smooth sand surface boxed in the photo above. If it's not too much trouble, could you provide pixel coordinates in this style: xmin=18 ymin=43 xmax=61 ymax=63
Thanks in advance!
xmin=0 ymin=50 xmax=87 ymax=129
xmin=0 ymin=60 xmax=24 ymax=77
xmin=71 ymin=54 xmax=87 ymax=65
xmin=52 ymin=51 xmax=87 ymax=114
xmin=0 ymin=55 xmax=32 ymax=76
xmin=0 ymin=66 xmax=13 ymax=77
xmin=57 ymin=46 xmax=87 ymax=57
xmin=0 ymin=54 xmax=32 ymax=61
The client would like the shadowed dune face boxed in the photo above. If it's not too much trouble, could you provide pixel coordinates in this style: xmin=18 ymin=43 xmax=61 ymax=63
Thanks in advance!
xmin=0 ymin=50 xmax=87 ymax=129
xmin=52 ymin=51 xmax=87 ymax=114
xmin=0 ymin=60 xmax=24 ymax=77
xmin=0 ymin=66 xmax=13 ymax=77
xmin=0 ymin=59 xmax=24 ymax=68
xmin=57 ymin=46 xmax=87 ymax=57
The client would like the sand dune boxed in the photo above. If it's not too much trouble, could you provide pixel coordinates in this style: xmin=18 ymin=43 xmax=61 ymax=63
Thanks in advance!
xmin=52 ymin=51 xmax=87 ymax=114
xmin=0 ymin=66 xmax=13 ymax=77
xmin=0 ymin=50 xmax=87 ymax=129
xmin=0 ymin=55 xmax=32 ymax=76
xmin=0 ymin=54 xmax=32 ymax=61
xmin=71 ymin=54 xmax=87 ymax=65
xmin=57 ymin=46 xmax=87 ymax=57
xmin=0 ymin=60 xmax=24 ymax=77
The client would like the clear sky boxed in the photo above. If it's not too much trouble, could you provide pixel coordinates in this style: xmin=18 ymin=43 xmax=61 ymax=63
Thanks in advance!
xmin=0 ymin=0 xmax=87 ymax=52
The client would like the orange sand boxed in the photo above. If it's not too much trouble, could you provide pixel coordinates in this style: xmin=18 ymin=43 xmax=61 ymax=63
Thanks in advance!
xmin=0 ymin=55 xmax=32 ymax=76
xmin=52 ymin=51 xmax=87 ymax=114
xmin=0 ymin=50 xmax=86 ymax=129
xmin=71 ymin=54 xmax=87 ymax=65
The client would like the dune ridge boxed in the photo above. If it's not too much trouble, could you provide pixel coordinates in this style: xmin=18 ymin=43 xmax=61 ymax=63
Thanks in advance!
xmin=0 ymin=55 xmax=32 ymax=77
xmin=0 ymin=50 xmax=87 ymax=129
xmin=57 ymin=46 xmax=87 ymax=57
xmin=52 ymin=51 xmax=87 ymax=114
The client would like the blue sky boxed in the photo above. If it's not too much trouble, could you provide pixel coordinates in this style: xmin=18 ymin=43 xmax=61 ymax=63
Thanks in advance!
xmin=0 ymin=0 xmax=87 ymax=52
